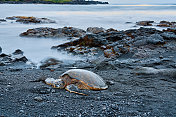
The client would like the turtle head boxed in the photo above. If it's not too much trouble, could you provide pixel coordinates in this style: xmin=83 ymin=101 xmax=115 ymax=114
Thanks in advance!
xmin=54 ymin=79 xmax=65 ymax=89
xmin=45 ymin=78 xmax=65 ymax=89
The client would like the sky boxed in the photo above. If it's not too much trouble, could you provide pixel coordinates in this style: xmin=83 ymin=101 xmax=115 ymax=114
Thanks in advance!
xmin=101 ymin=0 xmax=176 ymax=5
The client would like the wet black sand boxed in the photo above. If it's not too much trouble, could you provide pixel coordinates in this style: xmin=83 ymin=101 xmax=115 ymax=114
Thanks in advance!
xmin=0 ymin=66 xmax=175 ymax=116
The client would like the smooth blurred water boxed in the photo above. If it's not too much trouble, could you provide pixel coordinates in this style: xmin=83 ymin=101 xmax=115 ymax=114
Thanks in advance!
xmin=0 ymin=4 xmax=176 ymax=64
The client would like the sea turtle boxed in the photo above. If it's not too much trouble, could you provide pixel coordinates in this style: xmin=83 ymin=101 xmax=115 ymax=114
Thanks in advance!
xmin=45 ymin=69 xmax=108 ymax=95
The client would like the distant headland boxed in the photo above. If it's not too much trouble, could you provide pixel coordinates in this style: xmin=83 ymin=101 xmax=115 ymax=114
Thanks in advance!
xmin=0 ymin=0 xmax=109 ymax=5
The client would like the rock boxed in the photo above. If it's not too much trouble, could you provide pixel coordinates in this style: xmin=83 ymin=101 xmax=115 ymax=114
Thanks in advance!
xmin=73 ymin=60 xmax=94 ymax=69
xmin=125 ymin=27 xmax=161 ymax=37
xmin=113 ymin=45 xmax=129 ymax=54
xmin=39 ymin=58 xmax=62 ymax=70
xmin=0 ymin=47 xmax=2 ymax=53
xmin=134 ymin=66 xmax=176 ymax=77
xmin=125 ymin=22 xmax=132 ymax=24
xmin=0 ymin=62 xmax=5 ymax=66
xmin=11 ymin=49 xmax=28 ymax=63
xmin=19 ymin=109 xmax=25 ymax=113
xmin=34 ymin=96 xmax=43 ymax=102
xmin=54 ymin=34 xmax=107 ymax=49
xmin=133 ymin=67 xmax=160 ymax=75
xmin=161 ymin=32 xmax=176 ymax=40
xmin=0 ymin=53 xmax=8 ymax=57
xmin=163 ymin=28 xmax=176 ymax=34
xmin=133 ymin=34 xmax=165 ymax=47
xmin=157 ymin=21 xmax=175 ymax=27
xmin=20 ymin=27 xmax=58 ymax=37
xmin=106 ymin=80 xmax=115 ymax=85
xmin=106 ymin=28 xmax=118 ymax=32
xmin=0 ymin=49 xmax=28 ymax=66
xmin=78 ymin=34 xmax=107 ymax=47
xmin=104 ymin=49 xmax=116 ymax=58
xmin=51 ymin=27 xmax=171 ymax=60
xmin=20 ymin=27 xmax=86 ymax=38
xmin=95 ymin=60 xmax=117 ymax=70
xmin=12 ymin=56 xmax=28 ymax=63
xmin=0 ymin=19 xmax=6 ymax=22
xmin=6 ymin=16 xmax=56 ymax=24
xmin=87 ymin=27 xmax=105 ymax=34
xmin=30 ymin=86 xmax=52 ymax=94
xmin=159 ymin=69 xmax=176 ymax=77
xmin=146 ymin=34 xmax=165 ymax=45
xmin=9 ymin=68 xmax=22 ymax=72
xmin=12 ymin=49 xmax=23 ymax=55
xmin=105 ymin=32 xmax=124 ymax=42
xmin=136 ymin=21 xmax=154 ymax=26
xmin=58 ymin=27 xmax=86 ymax=37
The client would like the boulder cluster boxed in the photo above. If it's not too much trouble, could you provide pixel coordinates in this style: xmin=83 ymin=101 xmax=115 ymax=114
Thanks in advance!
xmin=20 ymin=26 xmax=176 ymax=59
xmin=136 ymin=20 xmax=176 ymax=28
xmin=20 ymin=27 xmax=86 ymax=38
xmin=0 ymin=49 xmax=28 ymax=66
xmin=0 ymin=19 xmax=6 ymax=23
xmin=53 ymin=27 xmax=176 ymax=58
xmin=6 ymin=16 xmax=56 ymax=24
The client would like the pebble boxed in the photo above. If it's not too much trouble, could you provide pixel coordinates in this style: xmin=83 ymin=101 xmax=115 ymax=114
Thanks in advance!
xmin=34 ymin=96 xmax=43 ymax=102
xmin=19 ymin=109 xmax=25 ymax=113
xmin=106 ymin=80 xmax=115 ymax=85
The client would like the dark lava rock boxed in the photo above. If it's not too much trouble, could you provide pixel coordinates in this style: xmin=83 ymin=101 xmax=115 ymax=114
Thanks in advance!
xmin=6 ymin=16 xmax=55 ymax=24
xmin=134 ymin=66 xmax=176 ymax=77
xmin=73 ymin=60 xmax=94 ymax=69
xmin=12 ymin=49 xmax=24 ymax=55
xmin=58 ymin=27 xmax=86 ymax=37
xmin=30 ymin=86 xmax=52 ymax=94
xmin=103 ymin=49 xmax=116 ymax=58
xmin=133 ymin=34 xmax=165 ymax=47
xmin=54 ymin=34 xmax=107 ymax=48
xmin=105 ymin=32 xmax=124 ymax=42
xmin=52 ymin=27 xmax=166 ymax=58
xmin=94 ymin=60 xmax=117 ymax=70
xmin=136 ymin=21 xmax=154 ymax=26
xmin=0 ymin=53 xmax=10 ymax=60
xmin=125 ymin=22 xmax=132 ymax=24
xmin=106 ymin=28 xmax=118 ymax=32
xmin=20 ymin=27 xmax=58 ymax=37
xmin=161 ymin=32 xmax=176 ymax=40
xmin=157 ymin=21 xmax=176 ymax=27
xmin=113 ymin=45 xmax=129 ymax=54
xmin=39 ymin=58 xmax=62 ymax=70
xmin=11 ymin=49 xmax=28 ymax=63
xmin=0 ymin=49 xmax=28 ymax=66
xmin=163 ymin=28 xmax=176 ymax=34
xmin=20 ymin=27 xmax=86 ymax=38
xmin=0 ymin=47 xmax=2 ymax=53
xmin=124 ymin=27 xmax=162 ymax=37
xmin=12 ymin=56 xmax=28 ymax=63
xmin=87 ymin=27 xmax=105 ymax=34
xmin=0 ymin=19 xmax=6 ymax=22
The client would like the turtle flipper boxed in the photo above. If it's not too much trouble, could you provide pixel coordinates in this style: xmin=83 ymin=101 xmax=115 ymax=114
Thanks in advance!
xmin=65 ymin=84 xmax=87 ymax=96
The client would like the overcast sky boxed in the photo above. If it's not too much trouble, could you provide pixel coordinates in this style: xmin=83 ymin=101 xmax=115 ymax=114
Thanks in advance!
xmin=101 ymin=0 xmax=176 ymax=4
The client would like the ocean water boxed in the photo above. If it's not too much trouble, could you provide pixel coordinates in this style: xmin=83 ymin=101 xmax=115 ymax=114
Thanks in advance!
xmin=0 ymin=4 xmax=176 ymax=64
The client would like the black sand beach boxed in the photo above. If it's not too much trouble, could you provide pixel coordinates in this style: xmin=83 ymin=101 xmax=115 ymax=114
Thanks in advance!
xmin=0 ymin=16 xmax=176 ymax=116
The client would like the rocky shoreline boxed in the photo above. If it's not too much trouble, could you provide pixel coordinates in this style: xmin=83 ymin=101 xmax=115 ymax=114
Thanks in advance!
xmin=0 ymin=17 xmax=176 ymax=116
xmin=0 ymin=1 xmax=109 ymax=5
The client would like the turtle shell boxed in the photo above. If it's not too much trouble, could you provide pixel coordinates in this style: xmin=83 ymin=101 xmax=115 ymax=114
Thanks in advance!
xmin=60 ymin=69 xmax=108 ymax=89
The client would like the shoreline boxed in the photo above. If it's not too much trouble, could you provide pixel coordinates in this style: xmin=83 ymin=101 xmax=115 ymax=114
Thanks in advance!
xmin=0 ymin=15 xmax=176 ymax=116
xmin=0 ymin=1 xmax=109 ymax=5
